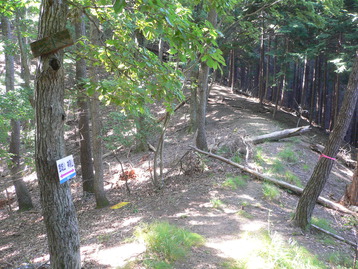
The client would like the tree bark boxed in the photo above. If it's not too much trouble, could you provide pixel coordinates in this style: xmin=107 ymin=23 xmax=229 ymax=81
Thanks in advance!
xmin=89 ymin=18 xmax=109 ymax=208
xmin=75 ymin=12 xmax=95 ymax=193
xmin=34 ymin=0 xmax=81 ymax=267
xmin=340 ymin=153 xmax=358 ymax=206
xmin=196 ymin=8 xmax=217 ymax=151
xmin=258 ymin=13 xmax=265 ymax=104
xmin=2 ymin=16 xmax=34 ymax=211
xmin=293 ymin=52 xmax=358 ymax=230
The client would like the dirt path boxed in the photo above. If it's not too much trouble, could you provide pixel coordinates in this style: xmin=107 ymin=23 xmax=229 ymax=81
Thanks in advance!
xmin=0 ymin=85 xmax=356 ymax=269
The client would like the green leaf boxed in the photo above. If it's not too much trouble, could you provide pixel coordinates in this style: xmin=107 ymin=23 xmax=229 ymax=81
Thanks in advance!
xmin=113 ymin=0 xmax=126 ymax=13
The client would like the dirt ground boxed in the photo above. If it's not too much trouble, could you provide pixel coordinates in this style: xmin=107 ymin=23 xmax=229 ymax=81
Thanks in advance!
xmin=0 ymin=85 xmax=357 ymax=269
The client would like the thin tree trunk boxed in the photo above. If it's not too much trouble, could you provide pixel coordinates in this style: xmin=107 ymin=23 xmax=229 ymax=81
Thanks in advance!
xmin=264 ymin=35 xmax=271 ymax=101
xmin=2 ymin=16 xmax=33 ymax=211
xmin=322 ymin=58 xmax=328 ymax=129
xmin=196 ymin=8 xmax=217 ymax=151
xmin=309 ymin=58 xmax=317 ymax=124
xmin=293 ymin=52 xmax=358 ymax=230
xmin=89 ymin=18 xmax=109 ymax=208
xmin=258 ymin=13 xmax=265 ymax=104
xmin=75 ymin=12 xmax=95 ymax=193
xmin=301 ymin=54 xmax=308 ymax=108
xmin=34 ymin=0 xmax=81 ymax=267
xmin=230 ymin=49 xmax=235 ymax=92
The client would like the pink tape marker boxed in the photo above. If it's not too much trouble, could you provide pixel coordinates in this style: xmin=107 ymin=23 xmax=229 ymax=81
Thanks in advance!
xmin=319 ymin=154 xmax=336 ymax=161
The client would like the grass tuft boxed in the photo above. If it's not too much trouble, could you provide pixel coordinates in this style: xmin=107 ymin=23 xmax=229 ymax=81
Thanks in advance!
xmin=222 ymin=175 xmax=248 ymax=190
xmin=278 ymin=147 xmax=299 ymax=163
xmin=225 ymin=229 xmax=326 ymax=268
xmin=211 ymin=198 xmax=225 ymax=209
xmin=284 ymin=171 xmax=303 ymax=187
xmin=262 ymin=183 xmax=280 ymax=201
xmin=133 ymin=221 xmax=205 ymax=267
xmin=311 ymin=217 xmax=336 ymax=234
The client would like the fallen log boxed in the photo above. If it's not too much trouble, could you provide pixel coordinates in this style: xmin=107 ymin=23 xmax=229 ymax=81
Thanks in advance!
xmin=311 ymin=224 xmax=357 ymax=248
xmin=248 ymin=126 xmax=311 ymax=144
xmin=310 ymin=143 xmax=356 ymax=169
xmin=190 ymin=146 xmax=357 ymax=216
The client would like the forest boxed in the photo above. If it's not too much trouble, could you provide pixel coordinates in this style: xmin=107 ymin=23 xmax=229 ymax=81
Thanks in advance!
xmin=0 ymin=0 xmax=357 ymax=268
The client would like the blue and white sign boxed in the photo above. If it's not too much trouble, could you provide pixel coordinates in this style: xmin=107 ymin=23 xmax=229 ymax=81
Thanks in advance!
xmin=56 ymin=155 xmax=76 ymax=184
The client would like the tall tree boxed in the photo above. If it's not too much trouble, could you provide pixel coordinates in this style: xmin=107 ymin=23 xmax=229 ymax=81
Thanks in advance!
xmin=75 ymin=12 xmax=95 ymax=194
xmin=34 ymin=0 xmax=81 ymax=267
xmin=196 ymin=7 xmax=217 ymax=151
xmin=2 ymin=15 xmax=33 ymax=211
xmin=293 ymin=52 xmax=358 ymax=230
xmin=89 ymin=17 xmax=109 ymax=208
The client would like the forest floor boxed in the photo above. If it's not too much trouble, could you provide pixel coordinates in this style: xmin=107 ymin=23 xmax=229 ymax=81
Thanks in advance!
xmin=0 ymin=84 xmax=357 ymax=269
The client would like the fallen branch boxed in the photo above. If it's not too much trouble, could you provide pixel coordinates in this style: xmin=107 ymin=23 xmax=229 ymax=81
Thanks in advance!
xmin=190 ymin=146 xmax=357 ymax=216
xmin=247 ymin=126 xmax=311 ymax=144
xmin=311 ymin=224 xmax=357 ymax=249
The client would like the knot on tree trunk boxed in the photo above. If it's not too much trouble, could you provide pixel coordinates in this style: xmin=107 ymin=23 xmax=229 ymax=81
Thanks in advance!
xmin=49 ymin=57 xmax=61 ymax=71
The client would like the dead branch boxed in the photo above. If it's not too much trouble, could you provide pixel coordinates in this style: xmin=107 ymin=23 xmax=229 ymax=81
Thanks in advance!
xmin=190 ymin=146 xmax=358 ymax=216
xmin=311 ymin=224 xmax=357 ymax=249
xmin=247 ymin=126 xmax=311 ymax=144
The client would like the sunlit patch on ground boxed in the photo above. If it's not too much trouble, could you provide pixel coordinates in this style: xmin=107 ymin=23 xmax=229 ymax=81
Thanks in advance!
xmin=94 ymin=242 xmax=146 ymax=267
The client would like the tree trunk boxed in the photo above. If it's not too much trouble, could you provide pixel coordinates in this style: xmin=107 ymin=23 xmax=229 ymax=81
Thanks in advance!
xmin=293 ymin=52 xmax=358 ymax=230
xmin=34 ymin=0 xmax=81 ymax=267
xmin=264 ymin=35 xmax=271 ymax=101
xmin=258 ymin=13 xmax=265 ymax=104
xmin=2 ymin=16 xmax=34 ymax=211
xmin=89 ymin=18 xmax=109 ymax=208
xmin=75 ymin=12 xmax=95 ymax=194
xmin=196 ymin=8 xmax=217 ymax=151
xmin=340 ymin=153 xmax=358 ymax=206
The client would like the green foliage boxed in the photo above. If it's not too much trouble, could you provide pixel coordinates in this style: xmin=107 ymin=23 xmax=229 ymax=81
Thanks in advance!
xmin=269 ymin=159 xmax=286 ymax=174
xmin=284 ymin=171 xmax=303 ymax=187
xmin=254 ymin=146 xmax=266 ymax=166
xmin=231 ymin=153 xmax=242 ymax=164
xmin=229 ymin=229 xmax=326 ymax=268
xmin=326 ymin=251 xmax=356 ymax=268
xmin=262 ymin=183 xmax=281 ymax=201
xmin=222 ymin=175 xmax=248 ymax=190
xmin=211 ymin=198 xmax=225 ymax=209
xmin=102 ymin=110 xmax=159 ymax=151
xmin=134 ymin=221 xmax=204 ymax=266
xmin=278 ymin=147 xmax=299 ymax=163
xmin=311 ymin=217 xmax=336 ymax=234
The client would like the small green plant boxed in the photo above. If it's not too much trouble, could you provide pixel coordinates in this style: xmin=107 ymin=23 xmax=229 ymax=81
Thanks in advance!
xmin=284 ymin=171 xmax=303 ymax=187
xmin=237 ymin=209 xmax=253 ymax=219
xmin=211 ymin=198 xmax=225 ymax=209
xmin=278 ymin=147 xmax=299 ymax=163
xmin=311 ymin=217 xmax=336 ymax=234
xmin=222 ymin=175 xmax=247 ymax=190
xmin=221 ymin=258 xmax=245 ymax=269
xmin=230 ymin=229 xmax=326 ymax=268
xmin=327 ymin=251 xmax=355 ymax=268
xmin=97 ymin=233 xmax=111 ymax=244
xmin=269 ymin=159 xmax=286 ymax=174
xmin=262 ymin=183 xmax=280 ymax=201
xmin=231 ymin=153 xmax=242 ymax=163
xmin=134 ymin=221 xmax=205 ymax=267
xmin=254 ymin=146 xmax=266 ymax=166
xmin=302 ymin=164 xmax=310 ymax=172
